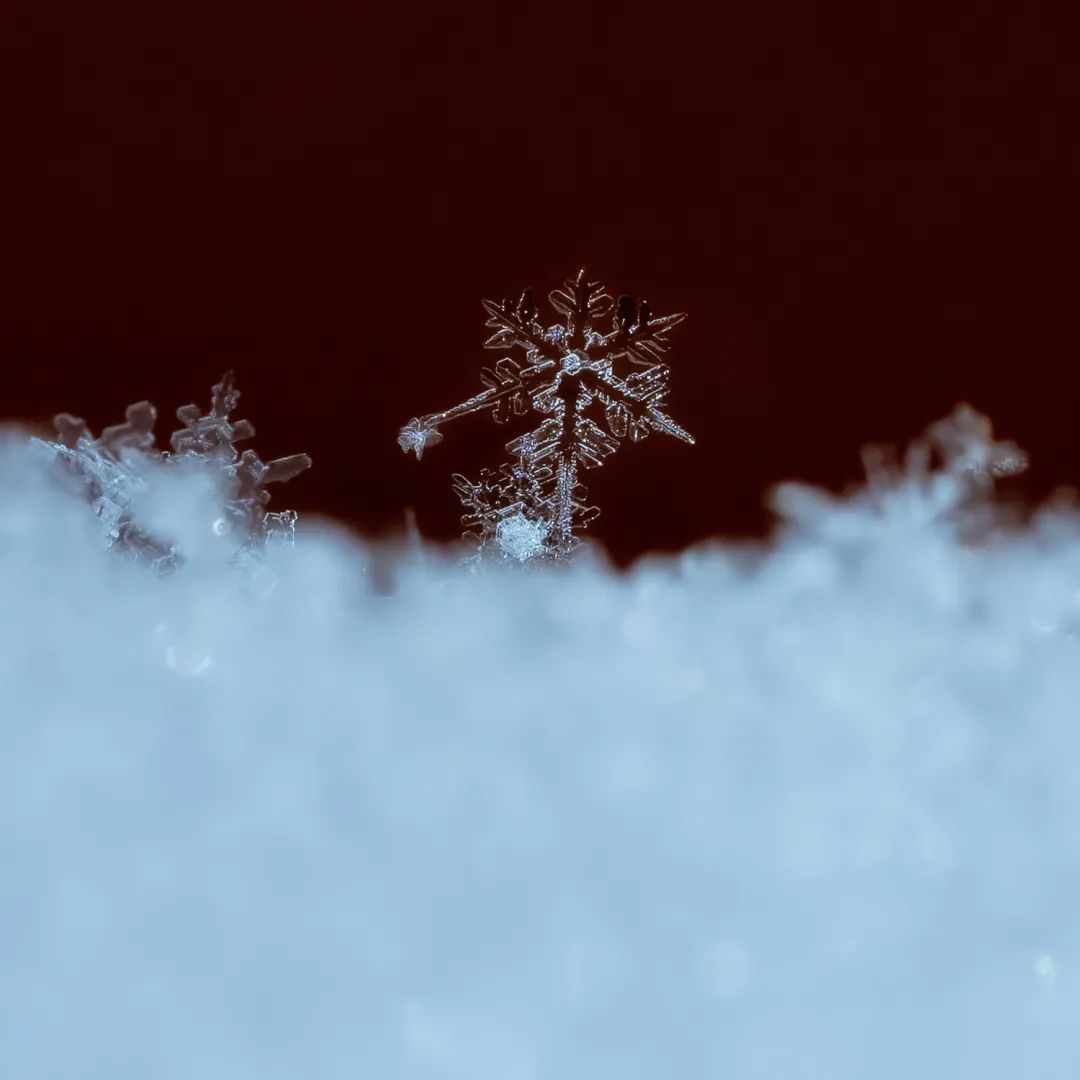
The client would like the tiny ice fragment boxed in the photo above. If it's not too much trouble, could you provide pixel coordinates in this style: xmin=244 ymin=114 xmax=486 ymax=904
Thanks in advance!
xmin=397 ymin=419 xmax=443 ymax=460
xmin=495 ymin=513 xmax=549 ymax=562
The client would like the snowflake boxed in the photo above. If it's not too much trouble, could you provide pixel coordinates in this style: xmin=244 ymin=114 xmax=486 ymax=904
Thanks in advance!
xmin=33 ymin=371 xmax=312 ymax=568
xmin=495 ymin=512 xmax=550 ymax=562
xmin=399 ymin=269 xmax=695 ymax=560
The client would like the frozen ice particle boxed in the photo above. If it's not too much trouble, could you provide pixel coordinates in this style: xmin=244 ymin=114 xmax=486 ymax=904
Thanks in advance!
xmin=496 ymin=513 xmax=549 ymax=562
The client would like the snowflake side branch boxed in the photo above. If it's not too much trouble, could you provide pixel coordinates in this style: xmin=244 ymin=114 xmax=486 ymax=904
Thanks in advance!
xmin=596 ymin=299 xmax=688 ymax=367
xmin=548 ymin=269 xmax=615 ymax=350
xmin=585 ymin=368 xmax=696 ymax=445
xmin=481 ymin=295 xmax=563 ymax=361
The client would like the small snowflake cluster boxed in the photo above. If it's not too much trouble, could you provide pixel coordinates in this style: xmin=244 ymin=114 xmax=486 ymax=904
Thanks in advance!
xmin=856 ymin=401 xmax=1028 ymax=511
xmin=399 ymin=269 xmax=695 ymax=562
xmin=771 ymin=402 xmax=1029 ymax=539
xmin=34 ymin=371 xmax=311 ymax=571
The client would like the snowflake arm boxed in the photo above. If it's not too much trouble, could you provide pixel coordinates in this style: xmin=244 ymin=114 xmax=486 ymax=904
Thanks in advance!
xmin=99 ymin=401 xmax=158 ymax=458
xmin=584 ymin=366 xmax=696 ymax=446
xmin=262 ymin=453 xmax=313 ymax=485
xmin=547 ymin=269 xmax=615 ymax=351
xmin=171 ymin=371 xmax=256 ymax=459
xmin=398 ymin=356 xmax=556 ymax=458
xmin=595 ymin=295 xmax=688 ymax=367
xmin=481 ymin=289 xmax=564 ymax=362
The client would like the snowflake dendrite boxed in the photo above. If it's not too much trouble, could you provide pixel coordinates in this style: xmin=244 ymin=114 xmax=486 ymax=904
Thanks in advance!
xmin=34 ymin=371 xmax=312 ymax=570
xmin=399 ymin=269 xmax=695 ymax=560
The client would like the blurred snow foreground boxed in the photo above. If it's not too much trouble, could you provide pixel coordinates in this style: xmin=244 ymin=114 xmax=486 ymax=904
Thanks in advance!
xmin=3 ymin=404 xmax=1080 ymax=1080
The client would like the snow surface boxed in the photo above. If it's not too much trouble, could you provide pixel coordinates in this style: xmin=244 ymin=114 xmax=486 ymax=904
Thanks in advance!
xmin=1 ymin=428 xmax=1079 ymax=1078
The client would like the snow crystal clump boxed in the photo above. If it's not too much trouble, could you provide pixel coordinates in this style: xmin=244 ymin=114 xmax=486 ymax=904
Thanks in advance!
xmin=495 ymin=512 xmax=549 ymax=561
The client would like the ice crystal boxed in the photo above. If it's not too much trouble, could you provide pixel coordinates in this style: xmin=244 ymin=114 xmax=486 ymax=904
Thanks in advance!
xmin=771 ymin=402 xmax=1029 ymax=541
xmin=920 ymin=402 xmax=1028 ymax=486
xmin=33 ymin=371 xmax=311 ymax=568
xmin=495 ymin=512 xmax=550 ymax=562
xmin=399 ymin=269 xmax=695 ymax=560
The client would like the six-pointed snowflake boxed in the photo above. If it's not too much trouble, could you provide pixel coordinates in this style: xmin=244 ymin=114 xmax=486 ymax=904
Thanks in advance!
xmin=399 ymin=269 xmax=696 ymax=560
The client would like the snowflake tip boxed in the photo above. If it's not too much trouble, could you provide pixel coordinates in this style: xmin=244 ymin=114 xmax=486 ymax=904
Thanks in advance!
xmin=398 ymin=419 xmax=443 ymax=460
xmin=990 ymin=445 xmax=1029 ymax=477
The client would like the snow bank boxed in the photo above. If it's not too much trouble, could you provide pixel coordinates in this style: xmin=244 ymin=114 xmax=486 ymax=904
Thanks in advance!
xmin=1 ymin=427 xmax=1079 ymax=1079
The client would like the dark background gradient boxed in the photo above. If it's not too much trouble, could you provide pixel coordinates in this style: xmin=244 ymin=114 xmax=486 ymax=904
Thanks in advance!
xmin=1 ymin=7 xmax=1076 ymax=563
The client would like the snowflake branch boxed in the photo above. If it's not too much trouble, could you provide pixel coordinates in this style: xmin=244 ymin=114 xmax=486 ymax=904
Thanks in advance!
xmin=595 ymin=295 xmax=688 ymax=367
xmin=548 ymin=269 xmax=614 ymax=351
xmin=584 ymin=367 xmax=696 ymax=445
xmin=481 ymin=290 xmax=563 ymax=362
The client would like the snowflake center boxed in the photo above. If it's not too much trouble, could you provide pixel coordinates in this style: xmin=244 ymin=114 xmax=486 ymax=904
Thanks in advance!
xmin=561 ymin=352 xmax=585 ymax=374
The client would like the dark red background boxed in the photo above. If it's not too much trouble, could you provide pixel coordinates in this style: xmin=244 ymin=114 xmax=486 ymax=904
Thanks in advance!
xmin=1 ymin=7 xmax=1076 ymax=563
